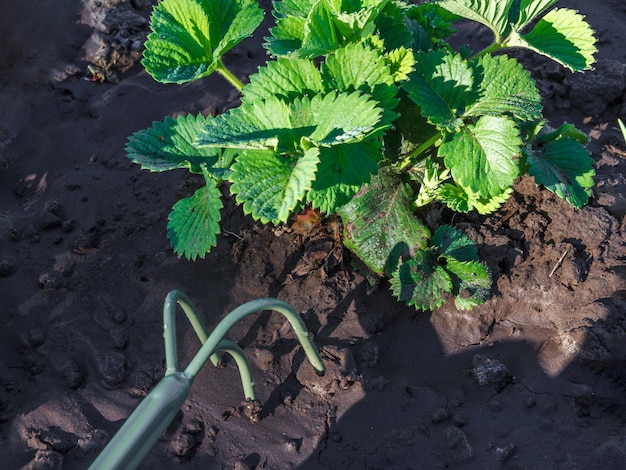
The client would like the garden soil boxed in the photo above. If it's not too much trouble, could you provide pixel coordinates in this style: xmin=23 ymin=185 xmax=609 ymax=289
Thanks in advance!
xmin=1 ymin=0 xmax=626 ymax=468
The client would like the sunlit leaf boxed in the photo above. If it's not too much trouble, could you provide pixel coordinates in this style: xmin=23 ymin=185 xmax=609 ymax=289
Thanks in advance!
xmin=126 ymin=114 xmax=220 ymax=173
xmin=439 ymin=115 xmax=521 ymax=199
xmin=143 ymin=0 xmax=263 ymax=83
xmin=229 ymin=148 xmax=320 ymax=224
xmin=508 ymin=8 xmax=597 ymax=71
xmin=167 ymin=177 xmax=223 ymax=260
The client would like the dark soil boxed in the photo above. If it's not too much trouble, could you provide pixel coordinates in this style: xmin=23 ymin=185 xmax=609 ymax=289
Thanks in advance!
xmin=1 ymin=1 xmax=626 ymax=469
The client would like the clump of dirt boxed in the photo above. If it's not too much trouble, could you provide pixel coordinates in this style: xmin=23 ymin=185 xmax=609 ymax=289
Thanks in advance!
xmin=81 ymin=0 xmax=156 ymax=81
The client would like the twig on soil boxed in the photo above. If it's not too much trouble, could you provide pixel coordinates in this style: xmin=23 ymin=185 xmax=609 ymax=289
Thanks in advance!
xmin=224 ymin=230 xmax=243 ymax=240
xmin=549 ymin=249 xmax=569 ymax=278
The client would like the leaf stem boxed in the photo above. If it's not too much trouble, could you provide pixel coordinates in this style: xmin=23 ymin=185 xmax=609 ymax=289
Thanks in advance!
xmin=216 ymin=60 xmax=245 ymax=91
xmin=473 ymin=41 xmax=504 ymax=59
xmin=399 ymin=133 xmax=441 ymax=170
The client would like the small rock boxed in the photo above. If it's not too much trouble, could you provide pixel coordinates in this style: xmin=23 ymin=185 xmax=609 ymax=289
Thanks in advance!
xmin=495 ymin=443 xmax=517 ymax=463
xmin=27 ymin=449 xmax=63 ymax=470
xmin=448 ymin=398 xmax=461 ymax=409
xmin=296 ymin=345 xmax=356 ymax=398
xmin=233 ymin=460 xmax=254 ymax=470
xmin=444 ymin=426 xmax=473 ymax=464
xmin=61 ymin=220 xmax=74 ymax=233
xmin=356 ymin=341 xmax=381 ymax=368
xmin=242 ymin=399 xmax=262 ymax=424
xmin=429 ymin=407 xmax=449 ymax=423
xmin=523 ymin=394 xmax=537 ymax=408
xmin=284 ymin=437 xmax=302 ymax=453
xmin=59 ymin=359 xmax=83 ymax=390
xmin=37 ymin=427 xmax=77 ymax=453
xmin=129 ymin=371 xmax=154 ymax=398
xmin=38 ymin=272 xmax=62 ymax=291
xmin=207 ymin=425 xmax=219 ymax=442
xmin=562 ymin=382 xmax=593 ymax=404
xmin=359 ymin=310 xmax=385 ymax=334
xmin=171 ymin=432 xmax=199 ymax=458
xmin=0 ymin=259 xmax=16 ymax=276
xmin=184 ymin=418 xmax=204 ymax=435
xmin=39 ymin=212 xmax=62 ymax=230
xmin=23 ymin=353 xmax=46 ymax=375
xmin=97 ymin=351 xmax=127 ymax=387
xmin=109 ymin=329 xmax=128 ymax=350
xmin=472 ymin=355 xmax=512 ymax=390
xmin=252 ymin=348 xmax=275 ymax=370
xmin=113 ymin=311 xmax=127 ymax=323
xmin=52 ymin=255 xmax=74 ymax=277
xmin=50 ymin=64 xmax=82 ymax=82
xmin=489 ymin=398 xmax=503 ymax=412
xmin=21 ymin=328 xmax=47 ymax=348
xmin=43 ymin=199 xmax=63 ymax=216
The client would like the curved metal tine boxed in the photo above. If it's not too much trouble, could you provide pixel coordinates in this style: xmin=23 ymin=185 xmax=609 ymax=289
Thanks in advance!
xmin=163 ymin=291 xmax=257 ymax=400
xmin=185 ymin=298 xmax=325 ymax=379
xmin=208 ymin=339 xmax=256 ymax=401
xmin=163 ymin=290 xmax=212 ymax=375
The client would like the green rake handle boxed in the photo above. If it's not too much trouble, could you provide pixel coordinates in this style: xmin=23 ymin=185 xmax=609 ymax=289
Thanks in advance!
xmin=89 ymin=290 xmax=325 ymax=470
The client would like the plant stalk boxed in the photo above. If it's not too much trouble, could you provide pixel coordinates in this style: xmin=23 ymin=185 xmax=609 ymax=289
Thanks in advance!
xmin=399 ymin=133 xmax=441 ymax=170
xmin=473 ymin=41 xmax=504 ymax=59
xmin=216 ymin=60 xmax=245 ymax=91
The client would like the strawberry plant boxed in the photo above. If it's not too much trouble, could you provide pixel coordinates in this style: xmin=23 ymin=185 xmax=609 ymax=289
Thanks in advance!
xmin=127 ymin=0 xmax=597 ymax=311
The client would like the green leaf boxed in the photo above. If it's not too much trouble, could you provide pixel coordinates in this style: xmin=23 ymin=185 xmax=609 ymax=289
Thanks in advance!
xmin=508 ymin=8 xmax=597 ymax=71
xmin=275 ymin=0 xmax=318 ymax=17
xmin=431 ymin=225 xmax=478 ymax=262
xmin=307 ymin=141 xmax=382 ymax=213
xmin=404 ymin=51 xmax=475 ymax=131
xmin=390 ymin=225 xmax=492 ymax=310
xmin=198 ymin=92 xmax=384 ymax=152
xmin=467 ymin=54 xmax=542 ymax=122
xmin=526 ymin=138 xmax=595 ymax=208
xmin=375 ymin=0 xmax=414 ymax=51
xmin=438 ymin=0 xmax=516 ymax=42
xmin=438 ymin=183 xmax=513 ymax=214
xmin=321 ymin=42 xmax=399 ymax=125
xmin=167 ymin=177 xmax=223 ymax=260
xmin=266 ymin=16 xmax=307 ymax=56
xmin=198 ymin=97 xmax=292 ymax=151
xmin=337 ymin=170 xmax=431 ymax=276
xmin=332 ymin=0 xmax=389 ymax=41
xmin=300 ymin=0 xmax=342 ymax=57
xmin=390 ymin=249 xmax=452 ymax=311
xmin=535 ymin=122 xmax=589 ymax=145
xmin=142 ymin=0 xmax=264 ymax=83
xmin=267 ymin=0 xmax=395 ymax=57
xmin=511 ymin=0 xmax=559 ymax=30
xmin=215 ymin=0 xmax=264 ymax=58
xmin=242 ymin=58 xmax=324 ymax=103
xmin=407 ymin=3 xmax=459 ymax=47
xmin=439 ymin=115 xmax=521 ymax=199
xmin=385 ymin=47 xmax=415 ymax=81
xmin=229 ymin=148 xmax=320 ymax=224
xmin=446 ymin=259 xmax=492 ymax=310
xmin=126 ymin=114 xmax=221 ymax=173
